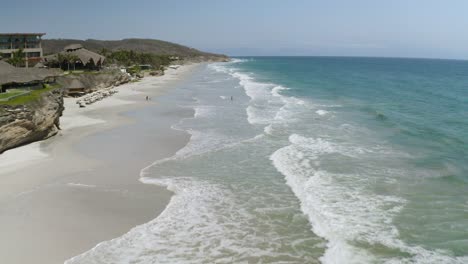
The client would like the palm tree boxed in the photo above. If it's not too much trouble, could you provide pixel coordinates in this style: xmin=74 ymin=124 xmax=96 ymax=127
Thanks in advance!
xmin=64 ymin=54 xmax=72 ymax=71
xmin=7 ymin=49 xmax=25 ymax=67
xmin=60 ymin=53 xmax=80 ymax=71
xmin=57 ymin=53 xmax=65 ymax=70
xmin=68 ymin=54 xmax=79 ymax=71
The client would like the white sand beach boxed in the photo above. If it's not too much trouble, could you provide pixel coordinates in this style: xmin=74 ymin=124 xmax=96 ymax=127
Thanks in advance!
xmin=0 ymin=65 xmax=200 ymax=264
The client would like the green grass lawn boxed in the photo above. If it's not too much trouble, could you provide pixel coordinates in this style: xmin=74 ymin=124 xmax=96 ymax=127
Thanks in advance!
xmin=0 ymin=84 xmax=61 ymax=106
xmin=0 ymin=90 xmax=27 ymax=100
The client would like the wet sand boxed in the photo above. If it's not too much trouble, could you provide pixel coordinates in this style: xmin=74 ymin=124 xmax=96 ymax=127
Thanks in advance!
xmin=0 ymin=65 xmax=201 ymax=264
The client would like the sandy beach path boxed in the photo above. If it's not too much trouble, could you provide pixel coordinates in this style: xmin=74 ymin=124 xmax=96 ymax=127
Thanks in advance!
xmin=0 ymin=64 xmax=201 ymax=264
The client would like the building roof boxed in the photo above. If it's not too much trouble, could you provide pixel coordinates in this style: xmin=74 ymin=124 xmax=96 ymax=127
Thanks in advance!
xmin=73 ymin=48 xmax=105 ymax=65
xmin=0 ymin=33 xmax=46 ymax=36
xmin=0 ymin=60 xmax=60 ymax=86
xmin=44 ymin=44 xmax=105 ymax=66
xmin=64 ymin=44 xmax=83 ymax=51
xmin=0 ymin=60 xmax=15 ymax=71
xmin=67 ymin=79 xmax=85 ymax=89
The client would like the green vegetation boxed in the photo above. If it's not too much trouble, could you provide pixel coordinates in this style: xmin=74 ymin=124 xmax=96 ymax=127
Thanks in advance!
xmin=126 ymin=65 xmax=141 ymax=75
xmin=0 ymin=90 xmax=26 ymax=100
xmin=100 ymin=49 xmax=172 ymax=69
xmin=7 ymin=49 xmax=26 ymax=67
xmin=52 ymin=53 xmax=80 ymax=71
xmin=0 ymin=84 xmax=61 ymax=106
xmin=42 ymin=38 xmax=225 ymax=59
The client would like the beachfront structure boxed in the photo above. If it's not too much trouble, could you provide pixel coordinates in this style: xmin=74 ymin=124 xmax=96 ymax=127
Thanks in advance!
xmin=0 ymin=33 xmax=45 ymax=68
xmin=44 ymin=44 xmax=105 ymax=70
xmin=64 ymin=79 xmax=86 ymax=97
xmin=0 ymin=60 xmax=59 ymax=93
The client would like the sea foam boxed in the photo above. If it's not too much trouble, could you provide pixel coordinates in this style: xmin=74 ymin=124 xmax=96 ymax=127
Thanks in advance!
xmin=270 ymin=134 xmax=467 ymax=264
xmin=226 ymin=68 xmax=308 ymax=128
xmin=67 ymin=59 xmax=468 ymax=264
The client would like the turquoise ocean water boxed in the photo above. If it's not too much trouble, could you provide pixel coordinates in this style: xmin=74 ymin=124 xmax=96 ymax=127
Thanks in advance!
xmin=68 ymin=57 xmax=468 ymax=264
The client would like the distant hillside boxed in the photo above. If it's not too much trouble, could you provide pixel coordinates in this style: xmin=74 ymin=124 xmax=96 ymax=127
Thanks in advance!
xmin=42 ymin=38 xmax=227 ymax=60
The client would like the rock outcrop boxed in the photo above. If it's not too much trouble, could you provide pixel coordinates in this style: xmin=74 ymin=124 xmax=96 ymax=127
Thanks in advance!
xmin=0 ymin=89 xmax=64 ymax=153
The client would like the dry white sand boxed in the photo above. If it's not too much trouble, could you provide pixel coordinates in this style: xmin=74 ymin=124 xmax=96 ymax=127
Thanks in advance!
xmin=0 ymin=64 xmax=201 ymax=264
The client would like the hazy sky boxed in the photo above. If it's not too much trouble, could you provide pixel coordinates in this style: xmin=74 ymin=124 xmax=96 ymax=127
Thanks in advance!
xmin=2 ymin=0 xmax=468 ymax=59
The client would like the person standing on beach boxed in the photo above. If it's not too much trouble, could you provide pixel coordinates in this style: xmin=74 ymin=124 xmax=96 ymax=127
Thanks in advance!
xmin=146 ymin=96 xmax=149 ymax=101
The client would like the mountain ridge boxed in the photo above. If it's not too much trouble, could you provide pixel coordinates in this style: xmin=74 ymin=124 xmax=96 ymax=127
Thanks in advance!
xmin=42 ymin=38 xmax=227 ymax=60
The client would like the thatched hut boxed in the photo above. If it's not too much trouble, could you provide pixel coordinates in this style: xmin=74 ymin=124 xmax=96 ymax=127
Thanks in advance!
xmin=44 ymin=44 xmax=105 ymax=70
xmin=0 ymin=60 xmax=60 ymax=93
xmin=65 ymin=79 xmax=86 ymax=97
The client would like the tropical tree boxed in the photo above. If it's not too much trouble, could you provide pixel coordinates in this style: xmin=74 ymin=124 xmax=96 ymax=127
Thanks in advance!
xmin=56 ymin=53 xmax=65 ymax=69
xmin=100 ymin=48 xmax=110 ymax=57
xmin=105 ymin=49 xmax=172 ymax=69
xmin=68 ymin=54 xmax=80 ymax=71
xmin=7 ymin=49 xmax=25 ymax=67
xmin=58 ymin=53 xmax=80 ymax=71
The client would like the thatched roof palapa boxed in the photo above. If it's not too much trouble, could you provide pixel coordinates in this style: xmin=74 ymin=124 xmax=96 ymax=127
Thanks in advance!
xmin=0 ymin=61 xmax=61 ymax=86
xmin=70 ymin=48 xmax=105 ymax=66
xmin=0 ymin=60 xmax=15 ymax=71
xmin=64 ymin=44 xmax=83 ymax=51
xmin=44 ymin=44 xmax=105 ymax=67
xmin=68 ymin=79 xmax=85 ymax=89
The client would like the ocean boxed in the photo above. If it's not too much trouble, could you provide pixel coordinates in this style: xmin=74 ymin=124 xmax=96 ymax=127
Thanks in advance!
xmin=68 ymin=57 xmax=468 ymax=263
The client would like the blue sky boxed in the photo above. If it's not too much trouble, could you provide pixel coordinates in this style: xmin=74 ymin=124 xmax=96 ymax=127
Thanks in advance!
xmin=2 ymin=0 xmax=468 ymax=59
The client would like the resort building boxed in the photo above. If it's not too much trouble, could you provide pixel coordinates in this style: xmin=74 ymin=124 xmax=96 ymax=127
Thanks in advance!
xmin=0 ymin=60 xmax=59 ymax=94
xmin=0 ymin=33 xmax=45 ymax=67
xmin=44 ymin=44 xmax=105 ymax=70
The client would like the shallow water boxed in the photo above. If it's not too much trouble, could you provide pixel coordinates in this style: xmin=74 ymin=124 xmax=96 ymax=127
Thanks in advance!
xmin=68 ymin=58 xmax=468 ymax=263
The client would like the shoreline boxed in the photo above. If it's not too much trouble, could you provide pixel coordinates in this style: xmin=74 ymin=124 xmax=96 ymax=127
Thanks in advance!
xmin=0 ymin=64 xmax=201 ymax=264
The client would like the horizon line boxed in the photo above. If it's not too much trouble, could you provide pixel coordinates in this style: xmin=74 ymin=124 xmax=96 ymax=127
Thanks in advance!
xmin=229 ymin=54 xmax=468 ymax=62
